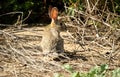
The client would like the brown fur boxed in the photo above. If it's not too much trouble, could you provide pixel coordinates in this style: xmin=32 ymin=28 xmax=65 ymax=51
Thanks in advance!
xmin=40 ymin=7 xmax=64 ymax=53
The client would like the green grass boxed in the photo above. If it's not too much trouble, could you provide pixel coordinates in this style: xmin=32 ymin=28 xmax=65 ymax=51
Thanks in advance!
xmin=54 ymin=64 xmax=120 ymax=77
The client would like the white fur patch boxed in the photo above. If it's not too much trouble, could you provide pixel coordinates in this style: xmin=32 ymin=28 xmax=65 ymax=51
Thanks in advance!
xmin=50 ymin=28 xmax=58 ymax=38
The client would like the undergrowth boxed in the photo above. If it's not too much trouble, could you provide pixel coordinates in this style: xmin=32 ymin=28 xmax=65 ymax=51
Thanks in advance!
xmin=54 ymin=64 xmax=120 ymax=77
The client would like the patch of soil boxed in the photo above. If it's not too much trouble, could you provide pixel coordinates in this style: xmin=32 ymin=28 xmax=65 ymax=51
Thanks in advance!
xmin=0 ymin=25 xmax=120 ymax=77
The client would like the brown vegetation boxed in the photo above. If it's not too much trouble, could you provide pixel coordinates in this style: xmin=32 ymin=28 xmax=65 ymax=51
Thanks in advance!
xmin=0 ymin=0 xmax=120 ymax=77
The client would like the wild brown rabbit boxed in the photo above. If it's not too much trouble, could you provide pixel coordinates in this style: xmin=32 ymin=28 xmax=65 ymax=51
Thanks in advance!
xmin=40 ymin=7 xmax=64 ymax=53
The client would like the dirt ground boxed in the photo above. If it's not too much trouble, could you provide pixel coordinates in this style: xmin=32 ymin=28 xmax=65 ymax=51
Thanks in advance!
xmin=0 ymin=25 xmax=120 ymax=77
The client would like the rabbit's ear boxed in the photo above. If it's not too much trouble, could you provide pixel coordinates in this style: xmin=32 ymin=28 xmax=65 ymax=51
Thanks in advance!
xmin=48 ymin=5 xmax=52 ymax=17
xmin=49 ymin=7 xmax=58 ymax=20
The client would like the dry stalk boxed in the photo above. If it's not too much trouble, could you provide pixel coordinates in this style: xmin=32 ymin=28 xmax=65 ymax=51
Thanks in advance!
xmin=0 ymin=2 xmax=119 ymax=76
xmin=63 ymin=1 xmax=120 ymax=66
xmin=0 ymin=26 xmax=66 ymax=75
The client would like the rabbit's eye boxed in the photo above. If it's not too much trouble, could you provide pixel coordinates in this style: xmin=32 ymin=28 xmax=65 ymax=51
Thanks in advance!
xmin=60 ymin=23 xmax=62 ymax=25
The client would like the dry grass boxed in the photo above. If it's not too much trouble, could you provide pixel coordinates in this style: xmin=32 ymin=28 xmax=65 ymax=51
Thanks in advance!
xmin=0 ymin=22 xmax=119 ymax=77
xmin=0 ymin=1 xmax=120 ymax=76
